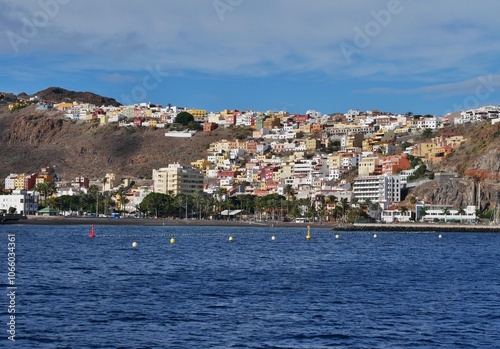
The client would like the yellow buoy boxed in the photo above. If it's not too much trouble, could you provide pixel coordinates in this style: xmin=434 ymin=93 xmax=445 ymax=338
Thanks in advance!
xmin=335 ymin=234 xmax=340 ymax=239
xmin=170 ymin=237 xmax=175 ymax=244
xmin=132 ymin=241 xmax=138 ymax=248
xmin=228 ymin=236 xmax=234 ymax=242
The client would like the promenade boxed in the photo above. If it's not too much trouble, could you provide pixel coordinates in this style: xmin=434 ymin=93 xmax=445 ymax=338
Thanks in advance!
xmin=2 ymin=215 xmax=498 ymax=232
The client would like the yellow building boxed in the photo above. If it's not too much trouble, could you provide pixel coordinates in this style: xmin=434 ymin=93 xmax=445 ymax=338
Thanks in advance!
xmin=56 ymin=102 xmax=73 ymax=111
xmin=304 ymin=138 xmax=318 ymax=151
xmin=153 ymin=163 xmax=204 ymax=195
xmin=328 ymin=153 xmax=342 ymax=169
xmin=100 ymin=115 xmax=109 ymax=124
xmin=263 ymin=115 xmax=281 ymax=129
xmin=358 ymin=156 xmax=381 ymax=176
xmin=297 ymin=123 xmax=312 ymax=134
xmin=191 ymin=159 xmax=209 ymax=172
xmin=36 ymin=174 xmax=53 ymax=185
xmin=187 ymin=109 xmax=207 ymax=120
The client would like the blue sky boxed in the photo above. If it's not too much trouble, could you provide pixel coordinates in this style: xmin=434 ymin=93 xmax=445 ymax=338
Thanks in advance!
xmin=1 ymin=0 xmax=500 ymax=115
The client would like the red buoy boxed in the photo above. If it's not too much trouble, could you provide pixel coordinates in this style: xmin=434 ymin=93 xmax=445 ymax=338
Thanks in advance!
xmin=89 ymin=224 xmax=95 ymax=238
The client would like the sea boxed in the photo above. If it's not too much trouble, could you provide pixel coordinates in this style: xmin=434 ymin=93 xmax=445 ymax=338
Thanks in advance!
xmin=1 ymin=224 xmax=500 ymax=349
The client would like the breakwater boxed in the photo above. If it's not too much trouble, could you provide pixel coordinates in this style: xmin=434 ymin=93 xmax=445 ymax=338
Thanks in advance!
xmin=335 ymin=223 xmax=500 ymax=233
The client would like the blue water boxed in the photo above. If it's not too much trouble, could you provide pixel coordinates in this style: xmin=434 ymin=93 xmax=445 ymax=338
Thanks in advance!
xmin=1 ymin=225 xmax=500 ymax=348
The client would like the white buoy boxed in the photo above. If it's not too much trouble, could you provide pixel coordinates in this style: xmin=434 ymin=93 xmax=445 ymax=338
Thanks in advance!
xmin=438 ymin=234 xmax=442 ymax=239
xmin=228 ymin=236 xmax=234 ymax=242
xmin=335 ymin=234 xmax=340 ymax=239
xmin=373 ymin=233 xmax=378 ymax=239
xmin=132 ymin=241 xmax=138 ymax=248
xmin=271 ymin=236 xmax=276 ymax=241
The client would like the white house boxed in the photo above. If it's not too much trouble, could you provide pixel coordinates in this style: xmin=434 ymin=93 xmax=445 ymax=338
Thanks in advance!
xmin=0 ymin=190 xmax=38 ymax=215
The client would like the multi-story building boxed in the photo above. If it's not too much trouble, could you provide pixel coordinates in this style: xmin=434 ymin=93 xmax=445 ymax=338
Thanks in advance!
xmin=0 ymin=190 xmax=38 ymax=215
xmin=358 ymin=155 xmax=382 ymax=176
xmin=152 ymin=163 xmax=204 ymax=195
xmin=4 ymin=174 xmax=18 ymax=191
xmin=352 ymin=174 xmax=402 ymax=207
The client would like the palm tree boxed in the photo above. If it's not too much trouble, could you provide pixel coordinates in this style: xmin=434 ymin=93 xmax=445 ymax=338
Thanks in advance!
xmin=418 ymin=207 xmax=427 ymax=222
xmin=361 ymin=198 xmax=372 ymax=211
xmin=441 ymin=207 xmax=450 ymax=222
xmin=34 ymin=182 xmax=57 ymax=206
xmin=457 ymin=207 xmax=466 ymax=223
xmin=340 ymin=198 xmax=350 ymax=222
xmin=317 ymin=202 xmax=327 ymax=224
xmin=288 ymin=203 xmax=301 ymax=221
xmin=283 ymin=184 xmax=295 ymax=201
xmin=401 ymin=206 xmax=409 ymax=220
xmin=191 ymin=190 xmax=205 ymax=220
xmin=332 ymin=206 xmax=343 ymax=222
xmin=115 ymin=186 xmax=129 ymax=212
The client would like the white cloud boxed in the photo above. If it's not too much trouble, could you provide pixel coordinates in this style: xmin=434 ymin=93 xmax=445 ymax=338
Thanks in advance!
xmin=2 ymin=0 xmax=500 ymax=83
xmin=100 ymin=73 xmax=139 ymax=84
xmin=363 ymin=75 xmax=500 ymax=98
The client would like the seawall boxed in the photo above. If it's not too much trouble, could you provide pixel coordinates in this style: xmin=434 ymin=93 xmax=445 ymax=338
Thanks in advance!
xmin=335 ymin=223 xmax=500 ymax=233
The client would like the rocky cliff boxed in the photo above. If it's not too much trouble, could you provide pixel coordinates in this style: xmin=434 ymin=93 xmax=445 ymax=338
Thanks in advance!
xmin=406 ymin=176 xmax=499 ymax=212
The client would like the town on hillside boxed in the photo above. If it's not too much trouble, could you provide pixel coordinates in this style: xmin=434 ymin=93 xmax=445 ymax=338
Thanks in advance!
xmin=1 ymin=93 xmax=500 ymax=225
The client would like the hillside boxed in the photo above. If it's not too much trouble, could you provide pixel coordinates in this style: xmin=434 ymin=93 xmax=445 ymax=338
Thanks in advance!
xmin=403 ymin=122 xmax=500 ymax=210
xmin=27 ymin=87 xmax=121 ymax=106
xmin=0 ymin=105 xmax=234 ymax=181
xmin=435 ymin=123 xmax=500 ymax=181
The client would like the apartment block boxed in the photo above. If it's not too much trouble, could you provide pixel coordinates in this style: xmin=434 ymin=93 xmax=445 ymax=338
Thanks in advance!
xmin=153 ymin=163 xmax=204 ymax=195
xmin=353 ymin=174 xmax=402 ymax=206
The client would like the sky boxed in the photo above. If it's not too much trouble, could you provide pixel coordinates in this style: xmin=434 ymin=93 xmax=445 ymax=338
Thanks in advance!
xmin=1 ymin=0 xmax=500 ymax=116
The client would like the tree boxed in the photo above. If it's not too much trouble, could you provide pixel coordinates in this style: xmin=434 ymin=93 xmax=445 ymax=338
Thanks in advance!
xmin=418 ymin=207 xmax=427 ymax=221
xmin=401 ymin=206 xmax=409 ymax=215
xmin=187 ymin=121 xmax=202 ymax=131
xmin=34 ymin=182 xmax=57 ymax=206
xmin=138 ymin=192 xmax=172 ymax=218
xmin=115 ymin=186 xmax=129 ymax=211
xmin=283 ymin=185 xmax=295 ymax=201
xmin=340 ymin=198 xmax=350 ymax=222
xmin=457 ymin=207 xmax=466 ymax=223
xmin=421 ymin=128 xmax=434 ymax=139
xmin=441 ymin=207 xmax=451 ymax=222
xmin=317 ymin=202 xmax=327 ymax=224
xmin=175 ymin=111 xmax=194 ymax=125
xmin=401 ymin=141 xmax=412 ymax=151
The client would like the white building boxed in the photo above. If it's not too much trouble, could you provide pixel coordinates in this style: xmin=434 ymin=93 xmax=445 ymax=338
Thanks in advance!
xmin=415 ymin=202 xmax=477 ymax=222
xmin=381 ymin=209 xmax=412 ymax=223
xmin=0 ymin=190 xmax=38 ymax=215
xmin=4 ymin=174 xmax=18 ymax=190
xmin=353 ymin=174 xmax=402 ymax=207
xmin=456 ymin=106 xmax=500 ymax=124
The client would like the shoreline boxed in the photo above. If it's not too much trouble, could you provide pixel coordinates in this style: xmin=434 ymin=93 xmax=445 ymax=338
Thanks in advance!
xmin=2 ymin=216 xmax=499 ymax=232
xmin=343 ymin=222 xmax=500 ymax=233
